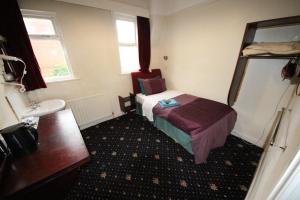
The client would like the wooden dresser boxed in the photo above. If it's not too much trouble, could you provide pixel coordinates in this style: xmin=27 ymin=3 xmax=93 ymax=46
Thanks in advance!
xmin=0 ymin=109 xmax=90 ymax=200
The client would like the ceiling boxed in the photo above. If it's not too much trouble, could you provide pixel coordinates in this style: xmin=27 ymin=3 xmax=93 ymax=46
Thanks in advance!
xmin=111 ymin=0 xmax=216 ymax=15
xmin=150 ymin=0 xmax=217 ymax=15
xmin=56 ymin=0 xmax=216 ymax=16
xmin=56 ymin=0 xmax=150 ymax=17
xmin=112 ymin=0 xmax=150 ymax=9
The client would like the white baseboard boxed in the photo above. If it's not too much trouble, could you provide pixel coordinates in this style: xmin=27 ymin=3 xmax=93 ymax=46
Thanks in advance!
xmin=78 ymin=111 xmax=126 ymax=130
xmin=79 ymin=114 xmax=266 ymax=148
xmin=231 ymin=130 xmax=264 ymax=148
xmin=79 ymin=115 xmax=114 ymax=130
xmin=113 ymin=111 xmax=125 ymax=118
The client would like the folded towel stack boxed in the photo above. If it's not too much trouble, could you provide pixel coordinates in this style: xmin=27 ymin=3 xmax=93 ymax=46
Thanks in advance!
xmin=159 ymin=99 xmax=179 ymax=107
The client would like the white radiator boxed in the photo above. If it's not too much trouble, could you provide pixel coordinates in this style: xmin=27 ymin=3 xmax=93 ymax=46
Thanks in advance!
xmin=67 ymin=94 xmax=113 ymax=130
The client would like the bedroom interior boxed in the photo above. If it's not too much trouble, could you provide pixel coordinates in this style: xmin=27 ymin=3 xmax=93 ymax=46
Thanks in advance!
xmin=0 ymin=0 xmax=300 ymax=200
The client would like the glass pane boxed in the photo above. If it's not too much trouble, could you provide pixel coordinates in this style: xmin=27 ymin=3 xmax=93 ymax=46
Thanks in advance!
xmin=116 ymin=20 xmax=136 ymax=44
xmin=30 ymin=38 xmax=70 ymax=79
xmin=24 ymin=17 xmax=56 ymax=35
xmin=119 ymin=46 xmax=139 ymax=74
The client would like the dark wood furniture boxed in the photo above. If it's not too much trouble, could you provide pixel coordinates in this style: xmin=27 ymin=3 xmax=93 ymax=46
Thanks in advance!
xmin=118 ymin=93 xmax=136 ymax=113
xmin=227 ymin=15 xmax=300 ymax=106
xmin=0 ymin=109 xmax=90 ymax=200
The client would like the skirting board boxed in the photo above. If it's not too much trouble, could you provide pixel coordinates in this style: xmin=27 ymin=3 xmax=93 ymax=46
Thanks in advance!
xmin=78 ymin=113 xmax=264 ymax=148
xmin=79 ymin=111 xmax=124 ymax=130
xmin=231 ymin=130 xmax=264 ymax=148
xmin=79 ymin=115 xmax=113 ymax=130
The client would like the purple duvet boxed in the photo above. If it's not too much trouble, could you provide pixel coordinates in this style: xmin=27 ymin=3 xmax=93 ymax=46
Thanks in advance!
xmin=153 ymin=94 xmax=237 ymax=164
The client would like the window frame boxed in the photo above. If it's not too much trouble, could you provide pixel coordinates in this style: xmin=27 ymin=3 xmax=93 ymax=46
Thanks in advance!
xmin=21 ymin=9 xmax=75 ymax=83
xmin=114 ymin=13 xmax=139 ymax=74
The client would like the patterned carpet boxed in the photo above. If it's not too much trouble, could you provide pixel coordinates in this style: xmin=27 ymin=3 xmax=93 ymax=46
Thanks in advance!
xmin=65 ymin=112 xmax=262 ymax=200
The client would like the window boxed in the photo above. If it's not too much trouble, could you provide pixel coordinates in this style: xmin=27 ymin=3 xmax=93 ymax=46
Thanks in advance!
xmin=22 ymin=10 xmax=73 ymax=82
xmin=115 ymin=14 xmax=139 ymax=74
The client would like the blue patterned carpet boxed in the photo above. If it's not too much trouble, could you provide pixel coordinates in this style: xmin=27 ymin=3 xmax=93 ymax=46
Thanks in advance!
xmin=65 ymin=112 xmax=262 ymax=200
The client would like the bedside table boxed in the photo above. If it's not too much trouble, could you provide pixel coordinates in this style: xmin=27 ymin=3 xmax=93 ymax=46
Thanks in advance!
xmin=118 ymin=93 xmax=136 ymax=113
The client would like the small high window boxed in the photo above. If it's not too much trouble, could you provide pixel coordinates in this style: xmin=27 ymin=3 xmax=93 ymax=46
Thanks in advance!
xmin=22 ymin=10 xmax=73 ymax=82
xmin=115 ymin=14 xmax=139 ymax=74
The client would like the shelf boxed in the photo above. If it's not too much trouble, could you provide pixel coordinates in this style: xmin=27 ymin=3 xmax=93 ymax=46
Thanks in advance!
xmin=250 ymin=15 xmax=300 ymax=29
xmin=227 ymin=15 xmax=300 ymax=106
xmin=241 ymin=54 xmax=300 ymax=59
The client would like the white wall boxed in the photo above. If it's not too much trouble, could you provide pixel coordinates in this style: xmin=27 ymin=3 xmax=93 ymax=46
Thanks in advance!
xmin=0 ymin=89 xmax=18 ymax=129
xmin=150 ymin=0 xmax=216 ymax=16
xmin=1 ymin=0 xmax=300 ymax=198
xmin=0 ymin=88 xmax=18 ymax=130
xmin=268 ymin=150 xmax=300 ymax=200
xmin=233 ymin=25 xmax=300 ymax=146
xmin=16 ymin=0 xmax=144 ymax=123
xmin=149 ymin=1 xmax=300 ymax=199
xmin=113 ymin=0 xmax=150 ymax=9
xmin=56 ymin=0 xmax=150 ymax=17
xmin=0 ymin=60 xmax=19 ymax=129
xmin=151 ymin=0 xmax=300 ymax=146
xmin=246 ymin=89 xmax=300 ymax=200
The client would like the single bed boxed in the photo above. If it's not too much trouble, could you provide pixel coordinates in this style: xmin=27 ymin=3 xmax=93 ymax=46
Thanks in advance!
xmin=131 ymin=69 xmax=237 ymax=164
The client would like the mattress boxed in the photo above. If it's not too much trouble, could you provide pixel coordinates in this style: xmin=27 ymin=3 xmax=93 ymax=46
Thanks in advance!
xmin=136 ymin=90 xmax=184 ymax=121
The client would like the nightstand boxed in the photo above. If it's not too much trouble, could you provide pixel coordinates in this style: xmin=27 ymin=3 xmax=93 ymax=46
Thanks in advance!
xmin=118 ymin=93 xmax=136 ymax=113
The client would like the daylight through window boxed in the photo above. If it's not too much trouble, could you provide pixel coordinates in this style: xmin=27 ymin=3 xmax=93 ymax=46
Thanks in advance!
xmin=115 ymin=15 xmax=139 ymax=74
xmin=23 ymin=11 xmax=73 ymax=82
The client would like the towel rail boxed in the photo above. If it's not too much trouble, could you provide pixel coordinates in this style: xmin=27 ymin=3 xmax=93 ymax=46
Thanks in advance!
xmin=270 ymin=108 xmax=285 ymax=146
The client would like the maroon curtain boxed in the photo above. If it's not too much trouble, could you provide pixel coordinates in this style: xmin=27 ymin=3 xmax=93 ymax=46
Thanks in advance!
xmin=137 ymin=16 xmax=151 ymax=73
xmin=0 ymin=0 xmax=46 ymax=91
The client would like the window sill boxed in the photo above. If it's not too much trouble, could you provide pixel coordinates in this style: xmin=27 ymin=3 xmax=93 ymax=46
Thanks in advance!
xmin=45 ymin=76 xmax=80 ymax=84
xmin=120 ymin=72 xmax=132 ymax=75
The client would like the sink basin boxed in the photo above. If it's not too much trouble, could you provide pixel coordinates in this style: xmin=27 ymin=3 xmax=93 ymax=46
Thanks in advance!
xmin=22 ymin=99 xmax=66 ymax=118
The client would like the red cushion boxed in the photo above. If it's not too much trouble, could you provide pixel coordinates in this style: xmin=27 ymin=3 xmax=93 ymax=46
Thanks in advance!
xmin=142 ymin=78 xmax=166 ymax=95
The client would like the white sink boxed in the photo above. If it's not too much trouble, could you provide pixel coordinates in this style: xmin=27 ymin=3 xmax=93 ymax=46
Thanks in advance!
xmin=22 ymin=99 xmax=66 ymax=118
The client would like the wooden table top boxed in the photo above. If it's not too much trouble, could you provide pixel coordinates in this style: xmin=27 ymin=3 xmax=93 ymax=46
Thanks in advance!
xmin=0 ymin=109 xmax=90 ymax=198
